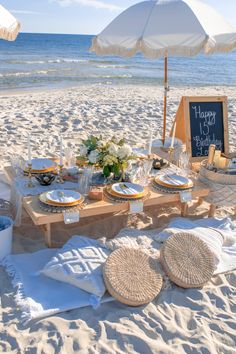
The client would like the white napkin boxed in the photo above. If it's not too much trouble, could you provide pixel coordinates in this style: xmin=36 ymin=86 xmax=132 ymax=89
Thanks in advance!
xmin=63 ymin=211 xmax=80 ymax=224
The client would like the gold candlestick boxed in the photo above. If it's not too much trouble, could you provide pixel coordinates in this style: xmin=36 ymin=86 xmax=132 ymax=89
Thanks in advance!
xmin=57 ymin=164 xmax=64 ymax=184
xmin=27 ymin=163 xmax=35 ymax=188
xmin=168 ymin=147 xmax=174 ymax=165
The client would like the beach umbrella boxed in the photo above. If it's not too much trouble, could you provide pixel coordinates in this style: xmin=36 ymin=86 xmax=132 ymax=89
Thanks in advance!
xmin=0 ymin=4 xmax=20 ymax=41
xmin=91 ymin=0 xmax=236 ymax=143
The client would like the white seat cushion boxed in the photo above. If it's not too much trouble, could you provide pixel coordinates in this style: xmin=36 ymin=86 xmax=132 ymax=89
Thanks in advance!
xmin=41 ymin=236 xmax=110 ymax=299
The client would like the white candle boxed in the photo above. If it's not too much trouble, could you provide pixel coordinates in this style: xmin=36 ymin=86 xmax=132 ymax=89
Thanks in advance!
xmin=170 ymin=122 xmax=176 ymax=149
xmin=148 ymin=131 xmax=153 ymax=155
xmin=27 ymin=134 xmax=32 ymax=165
xmin=60 ymin=136 xmax=63 ymax=166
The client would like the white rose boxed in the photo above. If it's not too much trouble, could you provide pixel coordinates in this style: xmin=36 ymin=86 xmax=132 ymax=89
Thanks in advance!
xmin=108 ymin=142 xmax=118 ymax=156
xmin=97 ymin=140 xmax=106 ymax=148
xmin=80 ymin=145 xmax=88 ymax=157
xmin=88 ymin=150 xmax=99 ymax=164
xmin=117 ymin=144 xmax=132 ymax=159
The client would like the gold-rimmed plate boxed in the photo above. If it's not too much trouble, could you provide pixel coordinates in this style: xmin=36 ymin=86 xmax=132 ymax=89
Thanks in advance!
xmin=39 ymin=191 xmax=84 ymax=207
xmin=155 ymin=174 xmax=193 ymax=189
xmin=111 ymin=183 xmax=144 ymax=198
xmin=24 ymin=158 xmax=57 ymax=174
xmin=105 ymin=186 xmax=146 ymax=200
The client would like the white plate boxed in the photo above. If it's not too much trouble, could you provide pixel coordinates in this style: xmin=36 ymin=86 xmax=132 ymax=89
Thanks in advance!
xmin=111 ymin=183 xmax=144 ymax=196
xmin=29 ymin=158 xmax=57 ymax=171
xmin=158 ymin=173 xmax=191 ymax=187
xmin=46 ymin=190 xmax=82 ymax=204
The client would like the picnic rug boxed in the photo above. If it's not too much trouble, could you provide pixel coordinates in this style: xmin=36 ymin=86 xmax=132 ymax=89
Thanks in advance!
xmin=1 ymin=248 xmax=113 ymax=324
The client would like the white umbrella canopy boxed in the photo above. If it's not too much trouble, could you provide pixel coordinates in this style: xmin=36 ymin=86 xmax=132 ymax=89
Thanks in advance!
xmin=91 ymin=0 xmax=236 ymax=142
xmin=0 ymin=4 xmax=20 ymax=41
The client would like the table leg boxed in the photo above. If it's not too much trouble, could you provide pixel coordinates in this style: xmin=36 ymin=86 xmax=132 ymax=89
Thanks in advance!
xmin=196 ymin=197 xmax=203 ymax=207
xmin=40 ymin=224 xmax=52 ymax=247
xmin=181 ymin=203 xmax=188 ymax=217
xmin=209 ymin=204 xmax=216 ymax=217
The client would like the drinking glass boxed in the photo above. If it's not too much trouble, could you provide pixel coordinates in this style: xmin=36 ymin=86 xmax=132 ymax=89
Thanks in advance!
xmin=78 ymin=166 xmax=93 ymax=197
xmin=178 ymin=151 xmax=191 ymax=177
xmin=10 ymin=155 xmax=25 ymax=177
xmin=132 ymin=159 xmax=153 ymax=186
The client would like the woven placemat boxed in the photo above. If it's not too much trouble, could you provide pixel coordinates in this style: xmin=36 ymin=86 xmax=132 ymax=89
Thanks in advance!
xmin=160 ymin=232 xmax=215 ymax=288
xmin=103 ymin=187 xmax=149 ymax=203
xmin=152 ymin=180 xmax=193 ymax=194
xmin=38 ymin=200 xmax=83 ymax=213
xmin=103 ymin=248 xmax=163 ymax=306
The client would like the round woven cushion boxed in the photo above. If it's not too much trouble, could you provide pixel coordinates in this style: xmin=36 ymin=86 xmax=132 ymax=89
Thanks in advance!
xmin=103 ymin=248 xmax=163 ymax=306
xmin=160 ymin=232 xmax=215 ymax=288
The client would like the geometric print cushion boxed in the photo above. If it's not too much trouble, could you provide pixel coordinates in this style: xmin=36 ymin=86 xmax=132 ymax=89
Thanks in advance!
xmin=41 ymin=235 xmax=110 ymax=298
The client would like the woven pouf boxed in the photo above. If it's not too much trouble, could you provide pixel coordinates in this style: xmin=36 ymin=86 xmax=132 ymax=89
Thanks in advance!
xmin=103 ymin=248 xmax=163 ymax=306
xmin=160 ymin=233 xmax=215 ymax=288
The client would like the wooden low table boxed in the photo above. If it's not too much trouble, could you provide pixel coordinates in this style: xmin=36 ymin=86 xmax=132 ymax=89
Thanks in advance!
xmin=5 ymin=166 xmax=209 ymax=247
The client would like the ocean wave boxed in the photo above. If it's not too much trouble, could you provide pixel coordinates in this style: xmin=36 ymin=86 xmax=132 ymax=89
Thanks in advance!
xmin=95 ymin=64 xmax=130 ymax=69
xmin=93 ymin=74 xmax=133 ymax=79
xmin=7 ymin=58 xmax=87 ymax=65
xmin=2 ymin=69 xmax=57 ymax=77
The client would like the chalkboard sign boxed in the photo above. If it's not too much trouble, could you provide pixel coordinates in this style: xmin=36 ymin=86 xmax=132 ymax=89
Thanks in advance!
xmin=189 ymin=101 xmax=224 ymax=158
xmin=172 ymin=96 xmax=229 ymax=162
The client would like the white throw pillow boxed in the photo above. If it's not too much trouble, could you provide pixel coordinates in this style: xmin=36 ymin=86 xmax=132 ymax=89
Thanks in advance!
xmin=41 ymin=236 xmax=110 ymax=299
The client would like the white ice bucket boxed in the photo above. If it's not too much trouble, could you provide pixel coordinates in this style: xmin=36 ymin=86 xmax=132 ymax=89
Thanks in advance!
xmin=0 ymin=216 xmax=13 ymax=261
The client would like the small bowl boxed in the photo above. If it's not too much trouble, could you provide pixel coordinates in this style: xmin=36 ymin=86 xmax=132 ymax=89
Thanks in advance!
xmin=35 ymin=173 xmax=56 ymax=186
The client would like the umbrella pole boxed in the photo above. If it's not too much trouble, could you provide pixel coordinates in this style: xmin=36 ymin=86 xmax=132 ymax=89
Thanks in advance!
xmin=162 ymin=54 xmax=168 ymax=145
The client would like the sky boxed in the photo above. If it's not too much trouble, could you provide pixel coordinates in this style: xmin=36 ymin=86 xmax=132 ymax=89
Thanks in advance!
xmin=1 ymin=0 xmax=236 ymax=35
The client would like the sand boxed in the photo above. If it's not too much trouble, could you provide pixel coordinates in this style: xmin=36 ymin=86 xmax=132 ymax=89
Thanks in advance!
xmin=0 ymin=84 xmax=236 ymax=353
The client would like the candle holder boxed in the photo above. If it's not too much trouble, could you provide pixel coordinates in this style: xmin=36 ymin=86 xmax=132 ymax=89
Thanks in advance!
xmin=26 ymin=163 xmax=35 ymax=188
xmin=57 ymin=164 xmax=64 ymax=184
xmin=168 ymin=147 xmax=175 ymax=165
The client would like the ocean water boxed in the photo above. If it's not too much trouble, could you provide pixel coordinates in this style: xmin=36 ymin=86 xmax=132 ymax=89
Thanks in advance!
xmin=0 ymin=32 xmax=236 ymax=92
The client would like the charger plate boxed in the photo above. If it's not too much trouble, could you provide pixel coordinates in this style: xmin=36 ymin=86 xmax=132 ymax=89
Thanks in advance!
xmin=160 ymin=232 xmax=215 ymax=288
xmin=39 ymin=192 xmax=84 ymax=207
xmin=46 ymin=190 xmax=82 ymax=206
xmin=25 ymin=158 xmax=57 ymax=173
xmin=155 ymin=174 xmax=193 ymax=189
xmin=38 ymin=199 xmax=83 ymax=213
xmin=104 ymin=187 xmax=148 ymax=202
xmin=111 ymin=183 xmax=144 ymax=198
xmin=24 ymin=158 xmax=57 ymax=174
xmin=103 ymin=248 xmax=163 ymax=306
xmin=107 ymin=186 xmax=145 ymax=200
xmin=152 ymin=180 xmax=193 ymax=194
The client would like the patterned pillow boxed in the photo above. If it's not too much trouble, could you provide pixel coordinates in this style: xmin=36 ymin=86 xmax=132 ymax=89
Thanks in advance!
xmin=41 ymin=236 xmax=110 ymax=298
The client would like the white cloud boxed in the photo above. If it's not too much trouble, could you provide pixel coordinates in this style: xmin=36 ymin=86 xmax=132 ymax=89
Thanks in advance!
xmin=52 ymin=0 xmax=122 ymax=11
xmin=10 ymin=10 xmax=42 ymax=15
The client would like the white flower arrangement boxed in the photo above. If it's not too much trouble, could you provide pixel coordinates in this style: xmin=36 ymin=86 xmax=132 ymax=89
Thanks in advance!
xmin=77 ymin=135 xmax=136 ymax=178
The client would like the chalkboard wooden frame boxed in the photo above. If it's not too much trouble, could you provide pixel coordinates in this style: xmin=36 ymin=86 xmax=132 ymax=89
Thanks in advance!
xmin=173 ymin=96 xmax=229 ymax=162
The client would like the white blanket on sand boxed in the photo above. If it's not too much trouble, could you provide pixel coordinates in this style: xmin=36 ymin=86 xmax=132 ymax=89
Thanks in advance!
xmin=2 ymin=249 xmax=113 ymax=324
xmin=2 ymin=218 xmax=236 ymax=324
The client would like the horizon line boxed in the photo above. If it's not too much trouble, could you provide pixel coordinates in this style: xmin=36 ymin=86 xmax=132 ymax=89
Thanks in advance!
xmin=19 ymin=31 xmax=96 ymax=36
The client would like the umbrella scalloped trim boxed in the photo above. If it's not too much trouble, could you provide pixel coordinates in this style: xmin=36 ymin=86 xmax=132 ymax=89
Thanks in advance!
xmin=91 ymin=35 xmax=236 ymax=59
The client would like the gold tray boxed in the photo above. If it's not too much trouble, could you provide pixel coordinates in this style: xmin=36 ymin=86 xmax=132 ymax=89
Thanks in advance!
xmin=155 ymin=176 xmax=193 ymax=189
xmin=105 ymin=186 xmax=146 ymax=200
xmin=39 ymin=192 xmax=84 ymax=207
